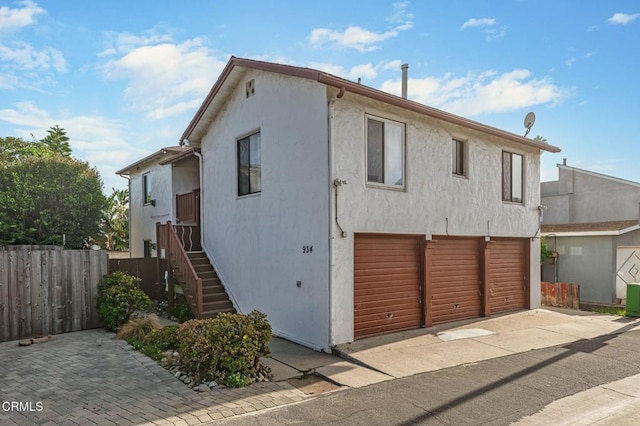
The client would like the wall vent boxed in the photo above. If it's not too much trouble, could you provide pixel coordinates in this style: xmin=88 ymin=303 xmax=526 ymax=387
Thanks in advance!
xmin=246 ymin=79 xmax=255 ymax=98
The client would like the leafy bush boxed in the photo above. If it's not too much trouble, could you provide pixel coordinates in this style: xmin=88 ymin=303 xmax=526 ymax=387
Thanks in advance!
xmin=170 ymin=293 xmax=195 ymax=323
xmin=116 ymin=314 xmax=161 ymax=340
xmin=176 ymin=310 xmax=272 ymax=385
xmin=144 ymin=324 xmax=179 ymax=351
xmin=97 ymin=271 xmax=152 ymax=330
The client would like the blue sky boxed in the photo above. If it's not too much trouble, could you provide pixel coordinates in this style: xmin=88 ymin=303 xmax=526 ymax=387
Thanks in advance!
xmin=1 ymin=0 xmax=639 ymax=193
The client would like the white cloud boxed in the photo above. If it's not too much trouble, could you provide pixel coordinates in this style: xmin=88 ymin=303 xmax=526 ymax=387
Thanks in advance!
xmin=0 ymin=101 xmax=148 ymax=191
xmin=0 ymin=102 xmax=149 ymax=192
xmin=309 ymin=26 xmax=398 ymax=52
xmin=460 ymin=17 xmax=505 ymax=40
xmin=309 ymin=58 xmax=404 ymax=83
xmin=565 ymin=57 xmax=577 ymax=67
xmin=0 ymin=42 xmax=67 ymax=72
xmin=607 ymin=13 xmax=640 ymax=25
xmin=101 ymin=36 xmax=228 ymax=119
xmin=309 ymin=2 xmax=413 ymax=52
xmin=101 ymin=31 xmax=175 ymax=55
xmin=461 ymin=18 xmax=496 ymax=30
xmin=387 ymin=1 xmax=414 ymax=31
xmin=380 ymin=69 xmax=571 ymax=116
xmin=0 ymin=0 xmax=45 ymax=33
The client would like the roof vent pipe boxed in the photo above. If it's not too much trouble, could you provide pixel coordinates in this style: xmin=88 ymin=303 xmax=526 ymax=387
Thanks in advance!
xmin=401 ymin=63 xmax=409 ymax=99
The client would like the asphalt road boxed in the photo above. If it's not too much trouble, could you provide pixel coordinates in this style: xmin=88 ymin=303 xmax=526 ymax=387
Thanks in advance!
xmin=215 ymin=324 xmax=640 ymax=425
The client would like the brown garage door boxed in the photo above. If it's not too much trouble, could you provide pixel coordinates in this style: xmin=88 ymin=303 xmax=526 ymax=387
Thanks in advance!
xmin=430 ymin=237 xmax=483 ymax=324
xmin=489 ymin=238 xmax=529 ymax=313
xmin=354 ymin=234 xmax=423 ymax=339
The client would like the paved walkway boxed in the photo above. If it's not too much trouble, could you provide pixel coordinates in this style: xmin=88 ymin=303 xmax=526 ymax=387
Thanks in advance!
xmin=0 ymin=329 xmax=309 ymax=425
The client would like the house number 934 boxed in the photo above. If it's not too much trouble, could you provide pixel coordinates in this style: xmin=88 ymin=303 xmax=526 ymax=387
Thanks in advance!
xmin=302 ymin=245 xmax=313 ymax=253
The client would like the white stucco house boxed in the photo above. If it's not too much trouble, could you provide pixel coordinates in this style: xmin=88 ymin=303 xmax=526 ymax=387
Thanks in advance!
xmin=116 ymin=146 xmax=200 ymax=258
xmin=118 ymin=57 xmax=560 ymax=351
xmin=541 ymin=162 xmax=640 ymax=304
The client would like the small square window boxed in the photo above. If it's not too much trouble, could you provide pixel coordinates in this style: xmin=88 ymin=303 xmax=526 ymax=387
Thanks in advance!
xmin=502 ymin=151 xmax=523 ymax=203
xmin=237 ymin=132 xmax=261 ymax=196
xmin=366 ymin=116 xmax=405 ymax=188
xmin=452 ymin=139 xmax=466 ymax=177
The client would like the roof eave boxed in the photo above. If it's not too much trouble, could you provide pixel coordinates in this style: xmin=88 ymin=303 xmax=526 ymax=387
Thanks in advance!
xmin=180 ymin=56 xmax=561 ymax=154
xmin=542 ymin=224 xmax=640 ymax=237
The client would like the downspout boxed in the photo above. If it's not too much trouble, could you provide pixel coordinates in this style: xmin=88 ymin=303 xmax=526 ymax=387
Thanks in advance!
xmin=193 ymin=149 xmax=204 ymax=247
xmin=327 ymin=87 xmax=344 ymax=350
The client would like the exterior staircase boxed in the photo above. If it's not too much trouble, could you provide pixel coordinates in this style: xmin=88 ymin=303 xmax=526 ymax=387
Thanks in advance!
xmin=184 ymin=251 xmax=235 ymax=318
xmin=157 ymin=220 xmax=235 ymax=319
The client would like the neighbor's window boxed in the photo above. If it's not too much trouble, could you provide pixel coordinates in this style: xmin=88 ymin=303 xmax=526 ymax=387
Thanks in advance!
xmin=502 ymin=151 xmax=523 ymax=203
xmin=452 ymin=139 xmax=466 ymax=177
xmin=366 ymin=116 xmax=405 ymax=187
xmin=143 ymin=173 xmax=152 ymax=204
xmin=237 ymin=131 xmax=261 ymax=196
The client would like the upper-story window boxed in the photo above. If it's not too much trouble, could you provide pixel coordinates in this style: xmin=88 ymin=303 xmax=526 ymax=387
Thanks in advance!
xmin=143 ymin=173 xmax=152 ymax=204
xmin=237 ymin=131 xmax=261 ymax=196
xmin=452 ymin=139 xmax=466 ymax=177
xmin=366 ymin=115 xmax=405 ymax=188
xmin=502 ymin=151 xmax=523 ymax=203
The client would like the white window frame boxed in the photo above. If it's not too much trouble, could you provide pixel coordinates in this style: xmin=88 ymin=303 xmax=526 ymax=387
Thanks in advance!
xmin=365 ymin=114 xmax=406 ymax=190
xmin=452 ymin=139 xmax=467 ymax=178
xmin=237 ymin=130 xmax=262 ymax=197
xmin=502 ymin=151 xmax=524 ymax=204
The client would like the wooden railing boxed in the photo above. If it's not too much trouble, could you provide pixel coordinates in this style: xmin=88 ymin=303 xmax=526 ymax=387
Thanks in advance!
xmin=173 ymin=224 xmax=201 ymax=252
xmin=176 ymin=189 xmax=200 ymax=223
xmin=165 ymin=220 xmax=203 ymax=315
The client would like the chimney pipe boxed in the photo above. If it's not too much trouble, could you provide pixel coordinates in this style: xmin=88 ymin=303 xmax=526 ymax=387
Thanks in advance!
xmin=562 ymin=158 xmax=567 ymax=166
xmin=401 ymin=63 xmax=408 ymax=99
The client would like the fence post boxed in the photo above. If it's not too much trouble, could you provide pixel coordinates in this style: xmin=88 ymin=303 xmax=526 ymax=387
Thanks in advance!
xmin=166 ymin=221 xmax=174 ymax=313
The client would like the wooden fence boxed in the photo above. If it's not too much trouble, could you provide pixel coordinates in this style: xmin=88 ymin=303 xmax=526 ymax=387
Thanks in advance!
xmin=0 ymin=246 xmax=107 ymax=342
xmin=541 ymin=281 xmax=580 ymax=309
xmin=107 ymin=257 xmax=163 ymax=301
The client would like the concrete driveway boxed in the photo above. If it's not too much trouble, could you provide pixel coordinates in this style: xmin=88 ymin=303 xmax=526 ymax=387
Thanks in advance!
xmin=0 ymin=329 xmax=308 ymax=425
xmin=335 ymin=307 xmax=640 ymax=379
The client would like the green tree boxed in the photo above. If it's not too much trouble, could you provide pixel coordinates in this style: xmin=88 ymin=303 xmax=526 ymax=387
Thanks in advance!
xmin=0 ymin=132 xmax=107 ymax=248
xmin=41 ymin=125 xmax=72 ymax=157
xmin=0 ymin=136 xmax=51 ymax=163
xmin=102 ymin=187 xmax=129 ymax=251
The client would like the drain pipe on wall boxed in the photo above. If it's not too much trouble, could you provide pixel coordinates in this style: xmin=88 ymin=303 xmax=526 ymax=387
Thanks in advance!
xmin=327 ymin=87 xmax=344 ymax=350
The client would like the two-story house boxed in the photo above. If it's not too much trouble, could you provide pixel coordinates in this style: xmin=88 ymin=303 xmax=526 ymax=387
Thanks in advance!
xmin=119 ymin=57 xmax=560 ymax=350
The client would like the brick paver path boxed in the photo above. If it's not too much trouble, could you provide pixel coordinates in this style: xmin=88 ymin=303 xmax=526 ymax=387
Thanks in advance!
xmin=0 ymin=329 xmax=308 ymax=425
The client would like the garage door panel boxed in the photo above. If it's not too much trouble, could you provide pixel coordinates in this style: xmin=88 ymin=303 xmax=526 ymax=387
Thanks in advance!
xmin=430 ymin=237 xmax=483 ymax=324
xmin=489 ymin=239 xmax=528 ymax=313
xmin=356 ymin=289 xmax=419 ymax=302
xmin=354 ymin=234 xmax=423 ymax=339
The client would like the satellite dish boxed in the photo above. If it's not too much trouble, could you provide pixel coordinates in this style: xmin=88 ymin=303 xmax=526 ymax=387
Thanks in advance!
xmin=523 ymin=112 xmax=536 ymax=137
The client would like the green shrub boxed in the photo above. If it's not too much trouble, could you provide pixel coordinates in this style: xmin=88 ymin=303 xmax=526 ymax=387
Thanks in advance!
xmin=170 ymin=293 xmax=195 ymax=323
xmin=176 ymin=310 xmax=272 ymax=385
xmin=144 ymin=324 xmax=179 ymax=351
xmin=97 ymin=271 xmax=152 ymax=331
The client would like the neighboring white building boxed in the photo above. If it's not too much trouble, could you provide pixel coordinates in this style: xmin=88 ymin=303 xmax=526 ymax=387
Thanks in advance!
xmin=121 ymin=57 xmax=560 ymax=351
xmin=116 ymin=146 xmax=199 ymax=258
